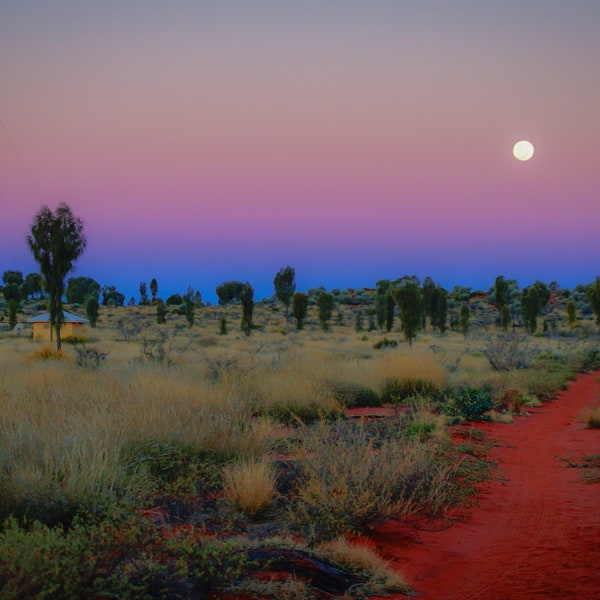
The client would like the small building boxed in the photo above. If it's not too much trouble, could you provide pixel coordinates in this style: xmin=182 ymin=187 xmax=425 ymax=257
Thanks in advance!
xmin=27 ymin=311 xmax=89 ymax=341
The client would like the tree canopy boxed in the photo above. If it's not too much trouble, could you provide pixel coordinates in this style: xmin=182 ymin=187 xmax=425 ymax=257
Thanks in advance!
xmin=27 ymin=204 xmax=86 ymax=349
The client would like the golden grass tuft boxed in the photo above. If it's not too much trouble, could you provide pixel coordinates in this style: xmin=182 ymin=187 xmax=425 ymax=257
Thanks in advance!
xmin=317 ymin=537 xmax=412 ymax=595
xmin=222 ymin=457 xmax=276 ymax=517
xmin=26 ymin=344 xmax=69 ymax=362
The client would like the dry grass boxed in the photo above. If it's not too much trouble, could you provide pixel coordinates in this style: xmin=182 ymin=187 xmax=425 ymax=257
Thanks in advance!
xmin=222 ymin=457 xmax=277 ymax=517
xmin=317 ymin=537 xmax=412 ymax=595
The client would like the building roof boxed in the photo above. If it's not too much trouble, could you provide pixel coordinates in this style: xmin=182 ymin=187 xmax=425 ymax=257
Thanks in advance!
xmin=27 ymin=311 xmax=89 ymax=324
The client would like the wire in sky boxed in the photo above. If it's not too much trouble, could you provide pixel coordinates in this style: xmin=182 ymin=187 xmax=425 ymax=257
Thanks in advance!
xmin=0 ymin=116 xmax=44 ymax=204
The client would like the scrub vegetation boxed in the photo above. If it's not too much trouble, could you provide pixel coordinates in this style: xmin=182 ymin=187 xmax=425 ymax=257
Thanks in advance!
xmin=1 ymin=292 xmax=600 ymax=598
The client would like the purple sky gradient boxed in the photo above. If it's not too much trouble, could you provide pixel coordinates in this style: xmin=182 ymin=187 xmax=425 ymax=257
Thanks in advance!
xmin=1 ymin=1 xmax=599 ymax=302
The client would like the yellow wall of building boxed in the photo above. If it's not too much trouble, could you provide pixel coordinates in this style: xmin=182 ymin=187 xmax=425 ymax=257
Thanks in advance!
xmin=32 ymin=322 xmax=85 ymax=341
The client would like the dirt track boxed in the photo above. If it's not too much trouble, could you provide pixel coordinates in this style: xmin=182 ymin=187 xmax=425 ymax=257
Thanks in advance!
xmin=370 ymin=371 xmax=600 ymax=599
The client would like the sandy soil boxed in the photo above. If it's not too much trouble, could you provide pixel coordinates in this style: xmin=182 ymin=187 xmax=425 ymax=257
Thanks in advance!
xmin=369 ymin=371 xmax=600 ymax=599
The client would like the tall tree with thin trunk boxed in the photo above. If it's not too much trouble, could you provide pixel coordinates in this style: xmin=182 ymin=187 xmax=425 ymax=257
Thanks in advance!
xmin=27 ymin=204 xmax=86 ymax=350
xmin=292 ymin=292 xmax=308 ymax=330
xmin=273 ymin=266 xmax=296 ymax=319
xmin=150 ymin=278 xmax=159 ymax=303
xmin=393 ymin=276 xmax=424 ymax=346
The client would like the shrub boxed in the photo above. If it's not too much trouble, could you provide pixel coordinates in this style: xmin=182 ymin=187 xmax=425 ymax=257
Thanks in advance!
xmin=289 ymin=421 xmax=453 ymax=539
xmin=27 ymin=344 xmax=68 ymax=361
xmin=441 ymin=386 xmax=494 ymax=419
xmin=0 ymin=516 xmax=148 ymax=598
xmin=482 ymin=335 xmax=528 ymax=371
xmin=373 ymin=337 xmax=398 ymax=349
xmin=73 ymin=344 xmax=108 ymax=369
xmin=62 ymin=335 xmax=88 ymax=344
xmin=331 ymin=384 xmax=381 ymax=408
xmin=380 ymin=377 xmax=440 ymax=404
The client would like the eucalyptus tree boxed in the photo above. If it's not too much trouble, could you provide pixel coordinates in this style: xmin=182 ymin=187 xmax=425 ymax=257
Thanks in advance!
xmin=316 ymin=290 xmax=335 ymax=331
xmin=292 ymin=292 xmax=308 ymax=330
xmin=27 ymin=204 xmax=86 ymax=349
xmin=393 ymin=275 xmax=424 ymax=346
xmin=520 ymin=281 xmax=550 ymax=333
xmin=273 ymin=266 xmax=296 ymax=319
xmin=240 ymin=282 xmax=254 ymax=335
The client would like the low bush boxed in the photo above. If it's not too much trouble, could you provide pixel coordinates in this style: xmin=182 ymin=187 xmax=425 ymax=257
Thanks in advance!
xmin=288 ymin=420 xmax=455 ymax=539
xmin=441 ymin=386 xmax=494 ymax=420
xmin=331 ymin=384 xmax=381 ymax=408
xmin=380 ymin=377 xmax=440 ymax=404
xmin=27 ymin=344 xmax=68 ymax=361
xmin=373 ymin=337 xmax=398 ymax=349
xmin=62 ymin=335 xmax=88 ymax=344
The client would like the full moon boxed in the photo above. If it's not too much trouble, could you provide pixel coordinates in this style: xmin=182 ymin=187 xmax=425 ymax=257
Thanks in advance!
xmin=513 ymin=140 xmax=534 ymax=161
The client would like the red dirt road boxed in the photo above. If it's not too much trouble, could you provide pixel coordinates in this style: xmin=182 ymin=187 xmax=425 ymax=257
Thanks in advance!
xmin=370 ymin=371 xmax=600 ymax=599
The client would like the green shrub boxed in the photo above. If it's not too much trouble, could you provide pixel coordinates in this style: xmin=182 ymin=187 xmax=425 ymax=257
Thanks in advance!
xmin=0 ymin=516 xmax=146 ymax=599
xmin=331 ymin=384 xmax=381 ymax=408
xmin=570 ymin=348 xmax=600 ymax=372
xmin=380 ymin=377 xmax=440 ymax=404
xmin=168 ymin=535 xmax=251 ymax=589
xmin=441 ymin=386 xmax=494 ymax=419
xmin=289 ymin=421 xmax=454 ymax=539
xmin=373 ymin=337 xmax=398 ymax=349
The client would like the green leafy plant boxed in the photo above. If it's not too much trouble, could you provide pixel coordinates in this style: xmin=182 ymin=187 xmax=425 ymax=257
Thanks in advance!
xmin=380 ymin=377 xmax=439 ymax=404
xmin=441 ymin=386 xmax=494 ymax=419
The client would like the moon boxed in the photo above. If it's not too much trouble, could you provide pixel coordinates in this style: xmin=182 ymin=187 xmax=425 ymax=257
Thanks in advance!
xmin=513 ymin=140 xmax=534 ymax=161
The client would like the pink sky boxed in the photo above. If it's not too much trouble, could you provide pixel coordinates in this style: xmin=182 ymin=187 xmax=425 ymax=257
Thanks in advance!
xmin=1 ymin=1 xmax=599 ymax=301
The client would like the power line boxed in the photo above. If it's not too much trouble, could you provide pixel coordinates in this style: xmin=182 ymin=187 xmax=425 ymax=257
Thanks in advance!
xmin=0 ymin=116 xmax=44 ymax=204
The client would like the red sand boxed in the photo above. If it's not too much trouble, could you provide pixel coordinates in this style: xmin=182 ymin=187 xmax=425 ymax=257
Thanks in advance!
xmin=369 ymin=371 xmax=600 ymax=599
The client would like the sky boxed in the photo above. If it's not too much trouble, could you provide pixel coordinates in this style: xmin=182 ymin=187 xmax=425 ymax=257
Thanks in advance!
xmin=1 ymin=1 xmax=599 ymax=303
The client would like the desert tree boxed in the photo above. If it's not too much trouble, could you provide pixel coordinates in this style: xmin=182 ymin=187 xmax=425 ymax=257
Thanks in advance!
xmin=375 ymin=279 xmax=395 ymax=332
xmin=520 ymin=281 xmax=550 ymax=333
xmin=150 ymin=278 xmax=158 ymax=302
xmin=587 ymin=277 xmax=600 ymax=324
xmin=183 ymin=286 xmax=200 ymax=327
xmin=240 ymin=282 xmax=254 ymax=335
xmin=65 ymin=276 xmax=100 ymax=304
xmin=421 ymin=276 xmax=436 ymax=329
xmin=292 ymin=291 xmax=308 ymax=330
xmin=566 ymin=300 xmax=576 ymax=332
xmin=23 ymin=272 xmax=44 ymax=299
xmin=316 ymin=290 xmax=335 ymax=331
xmin=139 ymin=282 xmax=149 ymax=305
xmin=273 ymin=265 xmax=296 ymax=319
xmin=393 ymin=275 xmax=424 ymax=346
xmin=27 ymin=203 xmax=86 ymax=349
xmin=86 ymin=296 xmax=100 ymax=327
xmin=216 ymin=281 xmax=246 ymax=305
xmin=354 ymin=309 xmax=364 ymax=332
xmin=432 ymin=284 xmax=449 ymax=333
xmin=2 ymin=271 xmax=22 ymax=329
xmin=156 ymin=298 xmax=167 ymax=324
xmin=459 ymin=304 xmax=470 ymax=335
xmin=102 ymin=285 xmax=125 ymax=306
xmin=500 ymin=304 xmax=511 ymax=331
xmin=494 ymin=275 xmax=508 ymax=310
